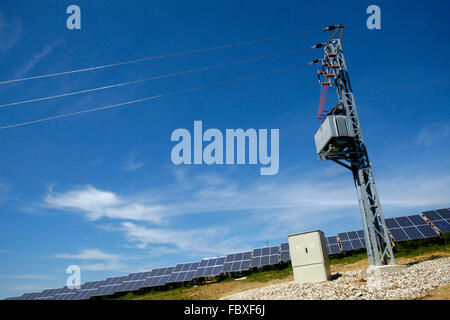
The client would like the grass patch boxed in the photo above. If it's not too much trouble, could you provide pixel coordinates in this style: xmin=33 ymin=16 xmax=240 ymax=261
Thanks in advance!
xmin=115 ymin=285 xmax=200 ymax=300
xmin=393 ymin=235 xmax=450 ymax=259
xmin=243 ymin=265 xmax=292 ymax=283
xmin=329 ymin=250 xmax=367 ymax=265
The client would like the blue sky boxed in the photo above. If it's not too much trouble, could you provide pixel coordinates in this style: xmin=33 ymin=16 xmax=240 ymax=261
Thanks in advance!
xmin=0 ymin=0 xmax=449 ymax=298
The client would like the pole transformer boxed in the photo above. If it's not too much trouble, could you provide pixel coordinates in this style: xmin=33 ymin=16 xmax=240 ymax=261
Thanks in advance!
xmin=310 ymin=25 xmax=395 ymax=266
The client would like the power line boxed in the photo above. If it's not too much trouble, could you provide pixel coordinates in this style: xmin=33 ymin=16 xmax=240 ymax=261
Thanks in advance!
xmin=0 ymin=28 xmax=321 ymax=85
xmin=0 ymin=47 xmax=311 ymax=109
xmin=0 ymin=64 xmax=306 ymax=130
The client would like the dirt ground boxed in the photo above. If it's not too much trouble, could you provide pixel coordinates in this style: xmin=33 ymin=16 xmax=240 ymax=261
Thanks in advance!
xmin=420 ymin=284 xmax=450 ymax=300
xmin=131 ymin=251 xmax=449 ymax=300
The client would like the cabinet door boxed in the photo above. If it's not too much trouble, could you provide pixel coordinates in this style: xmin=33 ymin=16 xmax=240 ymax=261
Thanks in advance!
xmin=289 ymin=236 xmax=308 ymax=266
xmin=302 ymin=232 xmax=323 ymax=265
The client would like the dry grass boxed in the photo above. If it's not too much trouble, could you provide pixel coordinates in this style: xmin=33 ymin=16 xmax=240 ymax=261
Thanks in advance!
xmin=420 ymin=284 xmax=450 ymax=300
xmin=125 ymin=269 xmax=295 ymax=300
xmin=132 ymin=277 xmax=293 ymax=300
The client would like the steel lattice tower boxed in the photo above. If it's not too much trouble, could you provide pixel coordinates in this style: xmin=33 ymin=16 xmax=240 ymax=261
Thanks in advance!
xmin=310 ymin=25 xmax=395 ymax=266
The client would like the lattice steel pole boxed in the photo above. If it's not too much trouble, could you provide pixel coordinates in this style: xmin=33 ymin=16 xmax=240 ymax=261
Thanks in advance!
xmin=311 ymin=25 xmax=395 ymax=266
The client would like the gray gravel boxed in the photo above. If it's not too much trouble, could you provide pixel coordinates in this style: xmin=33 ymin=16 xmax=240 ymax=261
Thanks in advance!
xmin=222 ymin=257 xmax=450 ymax=300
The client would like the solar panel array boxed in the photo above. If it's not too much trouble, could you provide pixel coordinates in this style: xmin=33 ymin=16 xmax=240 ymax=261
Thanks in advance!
xmin=94 ymin=276 xmax=129 ymax=297
xmin=223 ymin=252 xmax=252 ymax=273
xmin=7 ymin=208 xmax=450 ymax=300
xmin=338 ymin=230 xmax=366 ymax=251
xmin=195 ymin=257 xmax=225 ymax=278
xmin=423 ymin=208 xmax=450 ymax=233
xmin=251 ymin=246 xmax=280 ymax=267
xmin=143 ymin=267 xmax=175 ymax=288
xmin=385 ymin=215 xmax=439 ymax=241
xmin=280 ymin=242 xmax=290 ymax=262
xmin=167 ymin=262 xmax=200 ymax=283
xmin=325 ymin=236 xmax=341 ymax=254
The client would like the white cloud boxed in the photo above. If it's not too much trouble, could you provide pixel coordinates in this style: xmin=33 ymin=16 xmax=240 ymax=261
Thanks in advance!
xmin=0 ymin=180 xmax=11 ymax=205
xmin=7 ymin=285 xmax=47 ymax=292
xmin=54 ymin=248 xmax=122 ymax=261
xmin=0 ymin=248 xmax=15 ymax=254
xmin=53 ymin=248 xmax=130 ymax=272
xmin=78 ymin=261 xmax=127 ymax=272
xmin=42 ymin=166 xmax=450 ymax=257
xmin=44 ymin=185 xmax=164 ymax=223
xmin=122 ymin=150 xmax=144 ymax=171
xmin=416 ymin=121 xmax=450 ymax=146
xmin=0 ymin=274 xmax=53 ymax=280
xmin=14 ymin=39 xmax=62 ymax=78
xmin=119 ymin=222 xmax=236 ymax=255
xmin=0 ymin=11 xmax=22 ymax=54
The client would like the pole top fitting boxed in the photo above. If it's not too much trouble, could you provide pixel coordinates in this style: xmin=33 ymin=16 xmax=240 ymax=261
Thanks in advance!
xmin=323 ymin=24 xmax=344 ymax=31
xmin=312 ymin=43 xmax=326 ymax=49
xmin=308 ymin=59 xmax=323 ymax=65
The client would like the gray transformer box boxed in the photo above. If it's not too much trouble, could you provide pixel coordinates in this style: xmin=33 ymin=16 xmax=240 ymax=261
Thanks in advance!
xmin=314 ymin=115 xmax=356 ymax=154
xmin=288 ymin=230 xmax=331 ymax=284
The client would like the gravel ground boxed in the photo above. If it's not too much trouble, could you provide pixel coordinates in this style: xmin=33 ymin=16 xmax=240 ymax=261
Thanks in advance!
xmin=222 ymin=257 xmax=450 ymax=300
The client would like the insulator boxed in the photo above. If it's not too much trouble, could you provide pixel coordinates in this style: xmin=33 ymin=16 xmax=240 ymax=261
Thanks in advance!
xmin=331 ymin=65 xmax=340 ymax=69
xmin=323 ymin=24 xmax=344 ymax=31
xmin=312 ymin=43 xmax=325 ymax=49
xmin=308 ymin=59 xmax=322 ymax=65
xmin=320 ymin=82 xmax=330 ymax=86
xmin=327 ymin=53 xmax=337 ymax=57
xmin=322 ymin=63 xmax=330 ymax=67
xmin=318 ymin=71 xmax=327 ymax=75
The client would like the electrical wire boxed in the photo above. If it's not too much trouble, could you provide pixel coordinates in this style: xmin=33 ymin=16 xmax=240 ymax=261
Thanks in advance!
xmin=0 ymin=64 xmax=306 ymax=130
xmin=0 ymin=47 xmax=311 ymax=109
xmin=0 ymin=28 xmax=322 ymax=85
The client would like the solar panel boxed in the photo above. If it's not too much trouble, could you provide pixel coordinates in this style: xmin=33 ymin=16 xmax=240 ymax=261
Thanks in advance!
xmin=432 ymin=220 xmax=450 ymax=233
xmin=423 ymin=209 xmax=450 ymax=233
xmin=47 ymin=286 xmax=82 ymax=300
xmin=167 ymin=262 xmax=200 ymax=283
xmin=116 ymin=271 xmax=152 ymax=292
xmin=435 ymin=208 xmax=450 ymax=219
xmin=115 ymin=279 xmax=146 ymax=293
xmin=223 ymin=251 xmax=253 ymax=273
xmin=325 ymin=236 xmax=341 ymax=254
xmin=20 ymin=292 xmax=40 ymax=300
xmin=92 ymin=275 xmax=129 ymax=296
xmin=51 ymin=287 xmax=75 ymax=300
xmin=338 ymin=230 xmax=366 ymax=251
xmin=65 ymin=280 xmax=105 ymax=300
xmin=280 ymin=242 xmax=290 ymax=262
xmin=194 ymin=257 xmax=225 ymax=278
xmin=386 ymin=215 xmax=439 ymax=241
xmin=140 ymin=267 xmax=175 ymax=288
xmin=31 ymin=289 xmax=55 ymax=300
xmin=92 ymin=278 xmax=124 ymax=297
xmin=251 ymin=246 xmax=280 ymax=267
xmin=38 ymin=288 xmax=64 ymax=300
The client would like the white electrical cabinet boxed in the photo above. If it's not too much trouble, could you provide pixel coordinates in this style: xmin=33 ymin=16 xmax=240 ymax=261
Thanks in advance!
xmin=288 ymin=230 xmax=331 ymax=284
xmin=314 ymin=115 xmax=356 ymax=154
